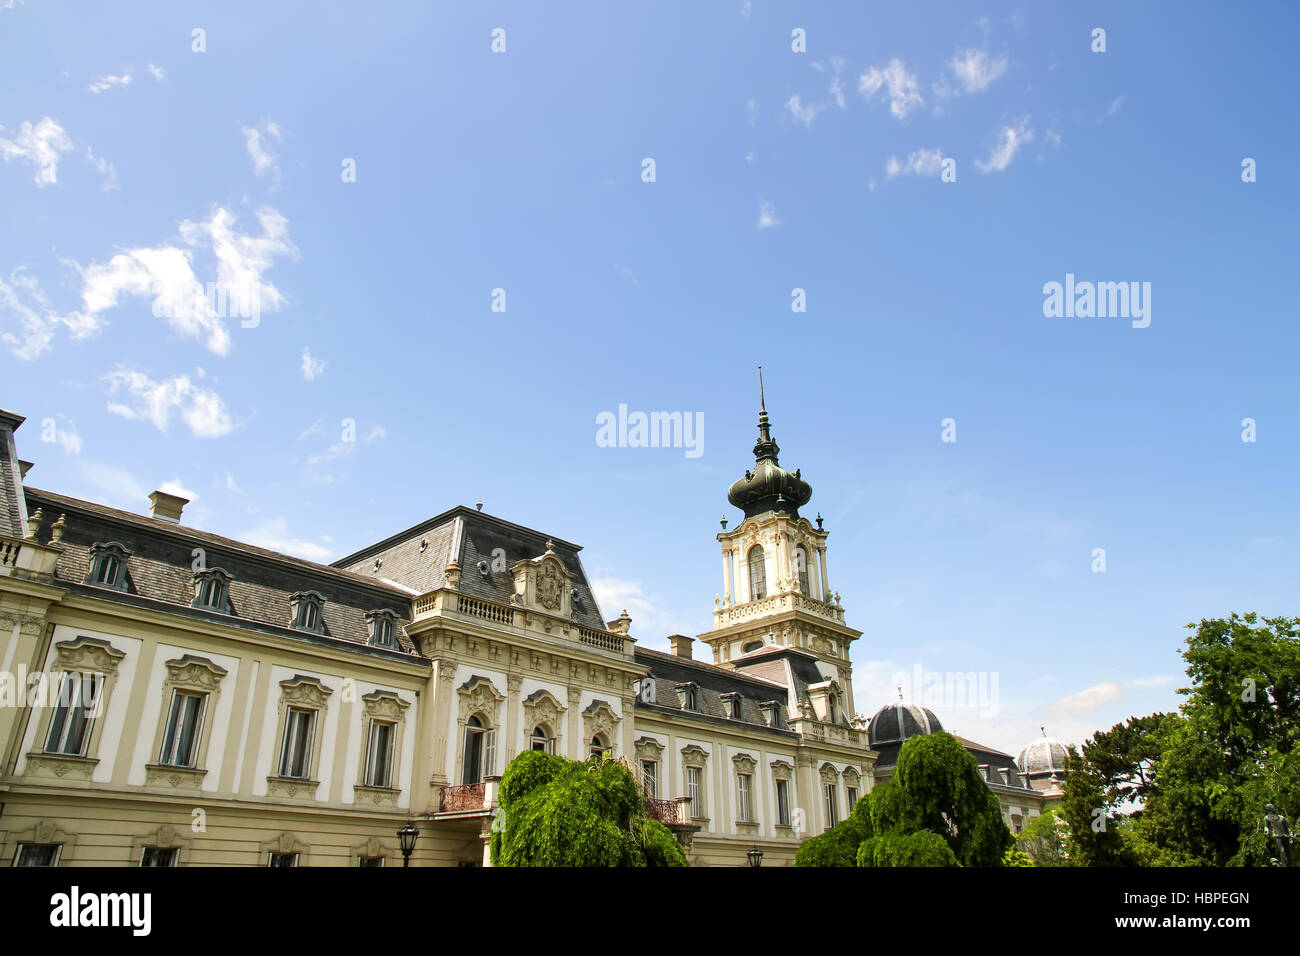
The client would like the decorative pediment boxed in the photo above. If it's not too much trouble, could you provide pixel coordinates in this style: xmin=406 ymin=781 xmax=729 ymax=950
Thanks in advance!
xmin=633 ymin=735 xmax=665 ymax=762
xmin=139 ymin=824 xmax=189 ymax=850
xmin=582 ymin=699 xmax=620 ymax=744
xmin=681 ymin=744 xmax=709 ymax=769
xmin=279 ymin=674 xmax=333 ymax=709
xmin=509 ymin=542 xmax=575 ymax=616
xmin=163 ymin=654 xmax=228 ymax=692
xmin=770 ymin=759 xmax=794 ymax=781
xmin=351 ymin=836 xmax=391 ymax=860
xmin=522 ymin=688 xmax=565 ymax=733
xmin=732 ymin=752 xmax=757 ymax=775
xmin=819 ymin=761 xmax=840 ymax=783
xmin=361 ymin=690 xmax=411 ymax=722
xmin=53 ymin=636 xmax=125 ymax=676
xmin=260 ymin=832 xmax=310 ymax=857
xmin=843 ymin=766 xmax=862 ymax=786
xmin=458 ymin=675 xmax=505 ymax=725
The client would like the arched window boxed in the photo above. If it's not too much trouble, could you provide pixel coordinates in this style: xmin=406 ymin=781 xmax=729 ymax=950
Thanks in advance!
xmin=531 ymin=726 xmax=554 ymax=754
xmin=747 ymin=545 xmax=767 ymax=601
xmin=795 ymin=545 xmax=810 ymax=596
xmin=462 ymin=715 xmax=495 ymax=784
xmin=590 ymin=735 xmax=609 ymax=759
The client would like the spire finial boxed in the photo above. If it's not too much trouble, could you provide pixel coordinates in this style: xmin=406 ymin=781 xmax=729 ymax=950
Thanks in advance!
xmin=758 ymin=365 xmax=766 ymax=412
xmin=756 ymin=365 xmax=773 ymax=446
xmin=896 ymin=684 xmax=904 ymax=701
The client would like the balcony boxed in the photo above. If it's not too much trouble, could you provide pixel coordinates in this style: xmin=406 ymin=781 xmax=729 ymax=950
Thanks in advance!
xmin=712 ymin=589 xmax=845 ymax=629
xmin=0 ymin=533 xmax=63 ymax=584
xmin=440 ymin=783 xmax=485 ymax=812
xmin=411 ymin=588 xmax=629 ymax=656
xmin=643 ymin=798 xmax=682 ymax=825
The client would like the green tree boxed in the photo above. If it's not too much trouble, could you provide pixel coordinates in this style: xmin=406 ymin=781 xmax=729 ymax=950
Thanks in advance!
xmin=1015 ymin=803 xmax=1069 ymax=866
xmin=490 ymin=750 xmax=688 ymax=867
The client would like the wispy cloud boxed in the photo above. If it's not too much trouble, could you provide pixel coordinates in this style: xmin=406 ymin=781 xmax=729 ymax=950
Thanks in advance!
xmin=1102 ymin=94 xmax=1125 ymax=121
xmin=756 ymin=199 xmax=779 ymax=229
xmin=87 ymin=71 xmax=132 ymax=94
xmin=147 ymin=63 xmax=165 ymax=81
xmin=948 ymin=49 xmax=1008 ymax=94
xmin=976 ymin=117 xmax=1033 ymax=172
xmin=1047 ymin=680 xmax=1124 ymax=719
xmin=240 ymin=516 xmax=332 ymax=563
xmin=84 ymin=147 xmax=117 ymax=190
xmin=300 ymin=346 xmax=325 ymax=380
xmin=785 ymin=94 xmax=822 ymax=128
xmin=0 ymin=117 xmax=73 ymax=186
xmin=858 ymin=59 xmax=924 ymax=119
xmin=102 ymin=367 xmax=235 ymax=438
xmin=242 ymin=119 xmax=281 ymax=176
xmin=158 ymin=477 xmax=198 ymax=502
xmin=886 ymin=148 xmax=946 ymax=178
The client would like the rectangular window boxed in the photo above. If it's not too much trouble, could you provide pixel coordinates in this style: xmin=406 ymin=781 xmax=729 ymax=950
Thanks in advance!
xmin=365 ymin=720 xmax=395 ymax=788
xmin=776 ymin=779 xmax=791 ymax=827
xmin=140 ymin=847 xmax=178 ymax=867
xmin=483 ymin=729 xmax=497 ymax=778
xmin=14 ymin=844 xmax=61 ymax=867
xmin=824 ymin=783 xmax=838 ymax=827
xmin=44 ymin=672 xmax=101 ymax=756
xmin=279 ymin=708 xmax=316 ymax=778
xmin=267 ymin=853 xmax=298 ymax=867
xmin=737 ymin=773 xmax=753 ymax=823
xmin=641 ymin=760 xmax=658 ymax=799
xmin=357 ymin=856 xmax=385 ymax=867
xmin=686 ymin=767 xmax=702 ymax=818
xmin=847 ymin=787 xmax=859 ymax=808
xmin=159 ymin=691 xmax=206 ymax=767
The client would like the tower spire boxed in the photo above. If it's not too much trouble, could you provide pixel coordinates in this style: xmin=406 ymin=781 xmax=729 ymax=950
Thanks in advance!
xmin=757 ymin=365 xmax=771 ymax=444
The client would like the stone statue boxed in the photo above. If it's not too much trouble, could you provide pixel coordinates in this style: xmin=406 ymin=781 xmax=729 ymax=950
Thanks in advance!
xmin=1264 ymin=803 xmax=1293 ymax=867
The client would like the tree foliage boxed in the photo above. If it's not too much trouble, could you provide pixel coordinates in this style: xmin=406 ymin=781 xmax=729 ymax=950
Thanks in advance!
xmin=797 ymin=732 xmax=1012 ymax=867
xmin=1015 ymin=803 xmax=1069 ymax=866
xmin=490 ymin=751 xmax=688 ymax=867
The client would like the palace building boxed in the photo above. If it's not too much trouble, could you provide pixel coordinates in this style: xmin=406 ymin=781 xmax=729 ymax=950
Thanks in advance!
xmin=0 ymin=397 xmax=1054 ymax=867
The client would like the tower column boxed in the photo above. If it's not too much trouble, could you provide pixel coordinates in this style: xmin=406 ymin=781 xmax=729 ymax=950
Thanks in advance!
xmin=720 ymin=550 xmax=732 ymax=605
xmin=817 ymin=546 xmax=830 ymax=602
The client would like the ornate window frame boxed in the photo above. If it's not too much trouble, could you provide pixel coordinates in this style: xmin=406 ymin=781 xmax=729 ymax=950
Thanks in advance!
xmin=7 ymin=819 xmax=76 ymax=866
xmin=522 ymin=689 xmax=565 ymax=755
xmin=634 ymin=736 xmax=665 ymax=797
xmin=133 ymin=824 xmax=192 ymax=867
xmin=820 ymin=762 xmax=841 ymax=829
xmin=760 ymin=699 xmax=785 ymax=729
xmin=145 ymin=654 xmax=228 ymax=791
xmin=82 ymin=541 xmax=131 ymax=592
xmin=582 ymin=699 xmax=621 ymax=758
xmin=720 ymin=691 xmax=743 ymax=720
xmin=267 ymin=675 xmax=333 ymax=799
xmin=191 ymin=567 xmax=233 ymax=614
xmin=354 ymin=690 xmax=411 ymax=806
xmin=843 ymin=766 xmax=862 ymax=809
xmin=366 ymin=608 xmax=399 ymax=649
xmin=289 ymin=590 xmax=328 ymax=635
xmin=457 ymin=676 xmax=504 ymax=783
xmin=260 ymin=832 xmax=311 ymax=867
xmin=732 ymin=752 xmax=758 ymax=828
xmin=771 ymin=759 xmax=794 ymax=830
xmin=25 ymin=636 xmax=125 ymax=781
xmin=682 ymin=744 xmax=710 ymax=822
xmin=351 ymin=836 xmax=395 ymax=867
xmin=675 ymin=681 xmax=700 ymax=713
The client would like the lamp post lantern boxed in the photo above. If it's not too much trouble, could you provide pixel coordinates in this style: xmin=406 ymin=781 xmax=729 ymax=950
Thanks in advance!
xmin=747 ymin=845 xmax=763 ymax=867
xmin=398 ymin=821 xmax=420 ymax=867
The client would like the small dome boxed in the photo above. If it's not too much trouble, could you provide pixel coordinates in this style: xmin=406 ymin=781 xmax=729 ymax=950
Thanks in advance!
xmin=1017 ymin=732 xmax=1068 ymax=775
xmin=868 ymin=700 xmax=943 ymax=747
xmin=727 ymin=375 xmax=812 ymax=520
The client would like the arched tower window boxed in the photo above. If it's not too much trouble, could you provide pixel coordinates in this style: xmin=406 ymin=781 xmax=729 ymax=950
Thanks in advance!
xmin=795 ymin=545 xmax=810 ymax=596
xmin=462 ymin=715 xmax=495 ymax=784
xmin=747 ymin=545 xmax=767 ymax=601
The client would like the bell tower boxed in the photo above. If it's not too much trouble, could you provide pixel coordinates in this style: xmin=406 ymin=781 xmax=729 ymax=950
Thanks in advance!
xmin=698 ymin=370 xmax=863 ymax=719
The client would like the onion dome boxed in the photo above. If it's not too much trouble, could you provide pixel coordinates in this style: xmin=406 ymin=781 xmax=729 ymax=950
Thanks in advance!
xmin=867 ymin=697 xmax=943 ymax=748
xmin=727 ymin=368 xmax=812 ymax=519
xmin=1017 ymin=728 xmax=1069 ymax=775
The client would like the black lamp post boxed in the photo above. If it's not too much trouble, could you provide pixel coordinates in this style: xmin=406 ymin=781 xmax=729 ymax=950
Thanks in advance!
xmin=397 ymin=821 xmax=419 ymax=867
xmin=747 ymin=845 xmax=763 ymax=867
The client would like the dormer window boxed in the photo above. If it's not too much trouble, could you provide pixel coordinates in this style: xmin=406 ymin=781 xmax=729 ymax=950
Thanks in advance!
xmin=366 ymin=609 xmax=399 ymax=649
xmin=191 ymin=568 xmax=233 ymax=614
xmin=761 ymin=701 xmax=785 ymax=729
xmin=720 ymin=692 xmax=743 ymax=720
xmin=676 ymin=681 xmax=700 ymax=713
xmin=83 ymin=542 xmax=131 ymax=592
xmin=289 ymin=591 xmax=326 ymax=635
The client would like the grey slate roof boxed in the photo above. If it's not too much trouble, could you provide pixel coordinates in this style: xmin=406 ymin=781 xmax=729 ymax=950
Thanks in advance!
xmin=0 ymin=410 xmax=27 ymax=538
xmin=332 ymin=506 xmax=610 ymax=631
xmin=634 ymin=646 xmax=797 ymax=738
xmin=24 ymin=487 xmax=421 ymax=657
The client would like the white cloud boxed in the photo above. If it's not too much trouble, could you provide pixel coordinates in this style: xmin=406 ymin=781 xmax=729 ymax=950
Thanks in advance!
xmin=87 ymin=71 xmax=132 ymax=94
xmin=53 ymin=415 xmax=82 ymax=455
xmin=102 ymin=368 xmax=235 ymax=438
xmin=588 ymin=576 xmax=694 ymax=647
xmin=885 ymin=147 xmax=946 ymax=178
xmin=158 ymin=478 xmax=198 ymax=502
xmin=785 ymin=94 xmax=822 ymax=128
xmin=858 ymin=59 xmax=924 ymax=119
xmin=1047 ymin=681 xmax=1124 ymax=719
xmin=741 ymin=0 xmax=751 ymax=20
xmin=242 ymin=119 xmax=281 ymax=176
xmin=73 ymin=459 xmax=149 ymax=508
xmin=0 ymin=117 xmax=73 ymax=186
xmin=1102 ymin=94 xmax=1125 ymax=121
xmin=300 ymin=346 xmax=325 ymax=380
xmin=147 ymin=63 xmax=165 ymax=81
xmin=84 ymin=147 xmax=117 ymax=190
xmin=364 ymin=424 xmax=387 ymax=443
xmin=756 ymin=199 xmax=779 ymax=229
xmin=241 ymin=517 xmax=332 ymax=563
xmin=976 ymin=117 xmax=1033 ymax=172
xmin=223 ymin=472 xmax=242 ymax=494
xmin=949 ymin=49 xmax=1008 ymax=94
xmin=0 ymin=269 xmax=63 ymax=359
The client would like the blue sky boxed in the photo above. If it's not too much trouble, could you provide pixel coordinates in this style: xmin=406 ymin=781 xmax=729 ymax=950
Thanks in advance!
xmin=3 ymin=1 xmax=1298 ymax=757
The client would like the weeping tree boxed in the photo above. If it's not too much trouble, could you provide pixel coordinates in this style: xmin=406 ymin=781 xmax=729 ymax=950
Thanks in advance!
xmin=797 ymin=731 xmax=1012 ymax=867
xmin=489 ymin=750 xmax=687 ymax=867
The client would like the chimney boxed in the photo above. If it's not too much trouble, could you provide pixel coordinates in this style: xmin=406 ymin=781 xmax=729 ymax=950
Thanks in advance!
xmin=667 ymin=634 xmax=694 ymax=659
xmin=148 ymin=490 xmax=189 ymax=523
